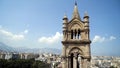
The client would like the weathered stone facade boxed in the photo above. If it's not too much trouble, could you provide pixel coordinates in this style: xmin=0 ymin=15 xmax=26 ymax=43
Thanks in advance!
xmin=61 ymin=2 xmax=91 ymax=68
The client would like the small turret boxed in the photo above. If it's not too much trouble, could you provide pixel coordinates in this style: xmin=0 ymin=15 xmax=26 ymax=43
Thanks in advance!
xmin=62 ymin=14 xmax=68 ymax=41
xmin=84 ymin=11 xmax=90 ymax=39
xmin=84 ymin=11 xmax=89 ymax=22
xmin=62 ymin=14 xmax=68 ymax=31
xmin=84 ymin=11 xmax=89 ymax=29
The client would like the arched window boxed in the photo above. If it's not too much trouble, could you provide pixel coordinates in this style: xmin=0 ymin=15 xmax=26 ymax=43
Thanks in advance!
xmin=71 ymin=30 xmax=73 ymax=39
xmin=71 ymin=29 xmax=81 ymax=40
xmin=78 ymin=29 xmax=81 ymax=39
xmin=70 ymin=53 xmax=74 ymax=68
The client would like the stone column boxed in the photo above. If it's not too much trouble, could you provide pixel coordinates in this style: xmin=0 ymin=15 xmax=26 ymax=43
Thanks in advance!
xmin=62 ymin=45 xmax=66 ymax=68
xmin=68 ymin=31 xmax=71 ymax=40
xmin=62 ymin=45 xmax=65 ymax=56
xmin=62 ymin=59 xmax=65 ymax=68
xmin=78 ymin=55 xmax=81 ymax=68
xmin=76 ymin=31 xmax=78 ymax=39
xmin=68 ymin=56 xmax=71 ymax=68
xmin=87 ymin=61 xmax=91 ymax=68
xmin=73 ymin=52 xmax=78 ymax=68
xmin=73 ymin=57 xmax=77 ymax=68
xmin=83 ymin=59 xmax=88 ymax=68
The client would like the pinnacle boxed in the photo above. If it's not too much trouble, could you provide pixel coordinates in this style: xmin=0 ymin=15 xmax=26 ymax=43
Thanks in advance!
xmin=72 ymin=1 xmax=81 ymax=20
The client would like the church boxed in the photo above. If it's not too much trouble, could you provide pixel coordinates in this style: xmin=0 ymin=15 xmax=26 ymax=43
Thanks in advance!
xmin=61 ymin=2 xmax=91 ymax=68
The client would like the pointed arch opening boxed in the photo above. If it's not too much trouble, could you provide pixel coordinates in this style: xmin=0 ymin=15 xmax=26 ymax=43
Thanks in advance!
xmin=78 ymin=29 xmax=81 ymax=39
xmin=68 ymin=47 xmax=83 ymax=68
xmin=71 ymin=30 xmax=73 ymax=39
xmin=70 ymin=29 xmax=81 ymax=40
xmin=69 ymin=52 xmax=82 ymax=68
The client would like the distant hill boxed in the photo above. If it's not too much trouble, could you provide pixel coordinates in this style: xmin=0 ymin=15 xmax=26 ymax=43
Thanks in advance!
xmin=15 ymin=47 xmax=61 ymax=54
xmin=0 ymin=42 xmax=61 ymax=54
xmin=0 ymin=42 xmax=15 ymax=52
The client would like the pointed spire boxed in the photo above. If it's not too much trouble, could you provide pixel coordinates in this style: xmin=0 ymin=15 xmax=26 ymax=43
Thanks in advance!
xmin=63 ymin=12 xmax=68 ymax=20
xmin=84 ymin=11 xmax=89 ymax=22
xmin=72 ymin=1 xmax=81 ymax=20
xmin=84 ymin=11 xmax=89 ymax=17
xmin=84 ymin=11 xmax=89 ymax=18
xmin=63 ymin=12 xmax=67 ymax=19
xmin=75 ymin=0 xmax=77 ymax=6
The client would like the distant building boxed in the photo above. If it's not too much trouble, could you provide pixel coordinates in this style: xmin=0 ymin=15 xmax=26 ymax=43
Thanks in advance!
xmin=19 ymin=53 xmax=25 ymax=59
xmin=0 ymin=52 xmax=5 ymax=59
xmin=5 ymin=53 xmax=12 ymax=59
xmin=11 ymin=53 xmax=20 ymax=60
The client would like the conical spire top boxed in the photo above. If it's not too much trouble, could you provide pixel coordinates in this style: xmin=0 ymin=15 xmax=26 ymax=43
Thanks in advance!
xmin=75 ymin=0 xmax=77 ymax=5
xmin=63 ymin=12 xmax=68 ymax=21
xmin=63 ymin=12 xmax=67 ymax=19
xmin=72 ymin=1 xmax=81 ymax=20
xmin=84 ymin=11 xmax=89 ymax=17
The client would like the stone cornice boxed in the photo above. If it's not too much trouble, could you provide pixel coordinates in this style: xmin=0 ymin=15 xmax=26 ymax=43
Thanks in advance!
xmin=62 ymin=39 xmax=91 ymax=44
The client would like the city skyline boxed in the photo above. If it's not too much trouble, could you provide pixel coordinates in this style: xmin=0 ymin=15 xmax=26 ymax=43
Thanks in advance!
xmin=0 ymin=0 xmax=120 ymax=56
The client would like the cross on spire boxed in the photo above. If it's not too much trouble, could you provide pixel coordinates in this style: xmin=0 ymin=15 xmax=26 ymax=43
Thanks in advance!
xmin=75 ymin=0 xmax=77 ymax=6
xmin=72 ymin=0 xmax=81 ymax=20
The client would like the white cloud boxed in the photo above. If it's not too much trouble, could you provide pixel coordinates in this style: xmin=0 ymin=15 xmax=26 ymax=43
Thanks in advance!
xmin=23 ymin=29 xmax=29 ymax=34
xmin=92 ymin=35 xmax=105 ymax=43
xmin=12 ymin=35 xmax=24 ymax=40
xmin=109 ymin=36 xmax=116 ymax=40
xmin=92 ymin=35 xmax=116 ymax=43
xmin=38 ymin=32 xmax=62 ymax=44
xmin=0 ymin=29 xmax=25 ymax=41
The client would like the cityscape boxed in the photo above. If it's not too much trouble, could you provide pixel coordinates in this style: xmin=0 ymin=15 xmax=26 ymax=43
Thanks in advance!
xmin=0 ymin=51 xmax=120 ymax=68
xmin=0 ymin=0 xmax=120 ymax=68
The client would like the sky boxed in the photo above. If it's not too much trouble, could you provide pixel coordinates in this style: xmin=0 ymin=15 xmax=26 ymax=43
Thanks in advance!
xmin=0 ymin=0 xmax=120 ymax=56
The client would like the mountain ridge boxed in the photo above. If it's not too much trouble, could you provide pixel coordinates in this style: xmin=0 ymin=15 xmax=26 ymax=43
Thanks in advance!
xmin=0 ymin=42 xmax=61 ymax=54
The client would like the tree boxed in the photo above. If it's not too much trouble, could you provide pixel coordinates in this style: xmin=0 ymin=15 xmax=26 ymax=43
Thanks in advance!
xmin=0 ymin=59 xmax=50 ymax=68
xmin=110 ymin=66 xmax=117 ymax=68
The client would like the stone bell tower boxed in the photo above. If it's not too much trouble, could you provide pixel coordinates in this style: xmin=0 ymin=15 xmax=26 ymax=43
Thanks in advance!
xmin=61 ymin=2 xmax=91 ymax=68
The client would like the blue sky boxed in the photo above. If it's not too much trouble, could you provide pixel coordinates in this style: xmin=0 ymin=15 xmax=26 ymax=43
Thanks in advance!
xmin=0 ymin=0 xmax=120 ymax=56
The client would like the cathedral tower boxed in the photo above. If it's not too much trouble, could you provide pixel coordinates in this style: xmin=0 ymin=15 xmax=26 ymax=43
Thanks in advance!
xmin=62 ymin=2 xmax=91 ymax=68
